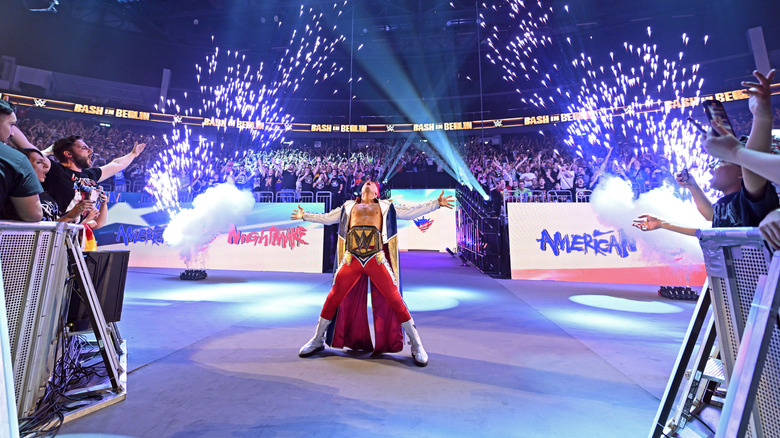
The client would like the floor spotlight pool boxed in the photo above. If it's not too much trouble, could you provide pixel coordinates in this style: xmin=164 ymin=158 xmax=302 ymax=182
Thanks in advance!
xmin=569 ymin=294 xmax=683 ymax=314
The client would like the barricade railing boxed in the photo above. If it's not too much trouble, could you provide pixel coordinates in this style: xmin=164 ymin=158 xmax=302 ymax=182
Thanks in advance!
xmin=315 ymin=191 xmax=332 ymax=212
xmin=456 ymin=190 xmax=501 ymax=276
xmin=547 ymin=190 xmax=573 ymax=203
xmin=0 ymin=221 xmax=125 ymax=431
xmin=575 ymin=189 xmax=592 ymax=202
xmin=651 ymin=227 xmax=780 ymax=438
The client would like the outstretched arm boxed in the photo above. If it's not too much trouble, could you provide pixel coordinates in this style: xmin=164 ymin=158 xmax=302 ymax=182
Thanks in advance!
xmin=291 ymin=204 xmax=341 ymax=225
xmin=99 ymin=142 xmax=146 ymax=182
xmin=632 ymin=214 xmax=699 ymax=237
xmin=395 ymin=191 xmax=454 ymax=220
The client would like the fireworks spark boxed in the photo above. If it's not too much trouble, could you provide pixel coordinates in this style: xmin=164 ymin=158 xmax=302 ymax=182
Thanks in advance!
xmin=483 ymin=2 xmax=717 ymax=199
xmin=149 ymin=3 xmax=349 ymax=213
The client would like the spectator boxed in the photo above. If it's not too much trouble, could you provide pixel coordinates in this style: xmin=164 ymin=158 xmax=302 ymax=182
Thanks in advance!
xmin=516 ymin=180 xmax=531 ymax=200
xmin=571 ymin=176 xmax=588 ymax=201
xmin=0 ymin=101 xmax=43 ymax=221
xmin=21 ymin=147 xmax=103 ymax=223
xmin=635 ymin=69 xmax=777 ymax=236
xmin=42 ymin=135 xmax=146 ymax=215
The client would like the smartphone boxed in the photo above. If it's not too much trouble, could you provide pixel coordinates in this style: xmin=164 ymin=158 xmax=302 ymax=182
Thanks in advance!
xmin=687 ymin=116 xmax=707 ymax=134
xmin=702 ymin=99 xmax=736 ymax=137
xmin=679 ymin=168 xmax=689 ymax=183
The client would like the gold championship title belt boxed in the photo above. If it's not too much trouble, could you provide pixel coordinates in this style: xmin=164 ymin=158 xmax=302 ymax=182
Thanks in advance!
xmin=346 ymin=226 xmax=382 ymax=259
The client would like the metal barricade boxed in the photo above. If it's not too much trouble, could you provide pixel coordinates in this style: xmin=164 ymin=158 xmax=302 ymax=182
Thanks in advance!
xmin=0 ymin=221 xmax=125 ymax=427
xmin=276 ymin=189 xmax=296 ymax=203
xmin=253 ymin=191 xmax=274 ymax=203
xmin=456 ymin=191 xmax=501 ymax=276
xmin=0 ymin=222 xmax=74 ymax=417
xmin=299 ymin=191 xmax=314 ymax=203
xmin=528 ymin=190 xmax=546 ymax=202
xmin=315 ymin=191 xmax=332 ymax=212
xmin=575 ymin=189 xmax=592 ymax=202
xmin=651 ymin=228 xmax=780 ymax=438
xmin=546 ymin=190 xmax=572 ymax=202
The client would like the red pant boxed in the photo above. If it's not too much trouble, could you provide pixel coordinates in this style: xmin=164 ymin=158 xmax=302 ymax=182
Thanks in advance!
xmin=320 ymin=255 xmax=411 ymax=323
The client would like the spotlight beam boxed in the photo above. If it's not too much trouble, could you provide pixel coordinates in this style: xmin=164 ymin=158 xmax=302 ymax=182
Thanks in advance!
xmin=351 ymin=9 xmax=487 ymax=198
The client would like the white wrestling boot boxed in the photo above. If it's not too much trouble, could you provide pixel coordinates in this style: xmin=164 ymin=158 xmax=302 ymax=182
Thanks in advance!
xmin=299 ymin=317 xmax=331 ymax=358
xmin=401 ymin=319 xmax=428 ymax=367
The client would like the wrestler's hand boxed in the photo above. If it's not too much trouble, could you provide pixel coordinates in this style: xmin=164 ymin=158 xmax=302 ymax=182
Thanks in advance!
xmin=632 ymin=214 xmax=663 ymax=232
xmin=291 ymin=205 xmax=305 ymax=220
xmin=438 ymin=191 xmax=454 ymax=209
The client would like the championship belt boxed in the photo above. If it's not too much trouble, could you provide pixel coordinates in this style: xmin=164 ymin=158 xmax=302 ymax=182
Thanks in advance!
xmin=346 ymin=226 xmax=382 ymax=259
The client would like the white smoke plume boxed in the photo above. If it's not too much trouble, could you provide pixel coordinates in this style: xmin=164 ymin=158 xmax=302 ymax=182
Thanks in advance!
xmin=163 ymin=183 xmax=255 ymax=266
xmin=589 ymin=176 xmax=711 ymax=264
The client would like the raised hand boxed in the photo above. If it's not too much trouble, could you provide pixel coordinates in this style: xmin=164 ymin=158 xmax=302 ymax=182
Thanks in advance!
xmin=132 ymin=142 xmax=147 ymax=157
xmin=744 ymin=69 xmax=776 ymax=119
xmin=675 ymin=169 xmax=698 ymax=190
xmin=437 ymin=191 xmax=454 ymax=209
xmin=703 ymin=119 xmax=743 ymax=162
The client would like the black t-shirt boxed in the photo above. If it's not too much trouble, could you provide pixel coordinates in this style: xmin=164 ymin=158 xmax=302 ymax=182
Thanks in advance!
xmin=262 ymin=175 xmax=275 ymax=191
xmin=42 ymin=160 xmax=103 ymax=213
xmin=40 ymin=192 xmax=61 ymax=222
xmin=0 ymin=144 xmax=44 ymax=219
xmin=280 ymin=170 xmax=297 ymax=189
xmin=301 ymin=174 xmax=314 ymax=192
xmin=712 ymin=182 xmax=779 ymax=228
xmin=0 ymin=144 xmax=43 ymax=203
xmin=329 ymin=176 xmax=344 ymax=193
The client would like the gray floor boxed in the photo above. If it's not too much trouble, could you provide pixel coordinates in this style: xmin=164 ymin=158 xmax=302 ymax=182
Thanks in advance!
xmin=58 ymin=252 xmax=697 ymax=438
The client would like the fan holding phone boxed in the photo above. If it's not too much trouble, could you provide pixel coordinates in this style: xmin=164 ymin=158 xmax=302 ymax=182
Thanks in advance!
xmin=702 ymin=69 xmax=778 ymax=182
xmin=634 ymin=69 xmax=778 ymax=239
xmin=699 ymin=69 xmax=780 ymax=248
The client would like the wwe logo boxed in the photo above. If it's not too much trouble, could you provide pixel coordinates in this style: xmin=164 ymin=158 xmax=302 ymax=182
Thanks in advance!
xmin=173 ymin=115 xmax=182 ymax=124
xmin=285 ymin=123 xmax=293 ymax=131
xmin=493 ymin=119 xmax=503 ymax=127
xmin=34 ymin=99 xmax=47 ymax=107
xmin=386 ymin=125 xmax=395 ymax=132
xmin=353 ymin=231 xmax=374 ymax=253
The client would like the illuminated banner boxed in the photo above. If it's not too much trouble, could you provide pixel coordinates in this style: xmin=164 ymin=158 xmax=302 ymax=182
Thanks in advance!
xmin=391 ymin=189 xmax=457 ymax=252
xmin=94 ymin=202 xmax=324 ymax=272
xmin=3 ymin=87 xmax=770 ymax=134
xmin=507 ymin=203 xmax=705 ymax=285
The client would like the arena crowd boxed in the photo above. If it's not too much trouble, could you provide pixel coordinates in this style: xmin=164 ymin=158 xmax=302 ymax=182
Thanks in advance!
xmin=11 ymin=106 xmax=764 ymax=216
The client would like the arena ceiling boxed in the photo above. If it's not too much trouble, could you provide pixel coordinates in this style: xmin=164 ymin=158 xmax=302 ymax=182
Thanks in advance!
xmin=3 ymin=0 xmax=780 ymax=122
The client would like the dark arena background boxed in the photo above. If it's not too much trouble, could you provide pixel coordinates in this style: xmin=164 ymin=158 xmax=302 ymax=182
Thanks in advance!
xmin=1 ymin=0 xmax=780 ymax=437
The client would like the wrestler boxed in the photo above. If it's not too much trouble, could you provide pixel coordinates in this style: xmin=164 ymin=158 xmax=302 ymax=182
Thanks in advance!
xmin=291 ymin=181 xmax=453 ymax=366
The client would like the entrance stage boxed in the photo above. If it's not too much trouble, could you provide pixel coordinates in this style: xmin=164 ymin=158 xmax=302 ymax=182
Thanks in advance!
xmin=58 ymin=252 xmax=696 ymax=437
